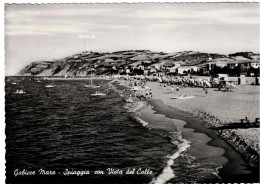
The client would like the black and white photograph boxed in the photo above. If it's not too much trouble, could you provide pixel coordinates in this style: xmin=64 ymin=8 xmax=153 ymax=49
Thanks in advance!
xmin=4 ymin=2 xmax=260 ymax=184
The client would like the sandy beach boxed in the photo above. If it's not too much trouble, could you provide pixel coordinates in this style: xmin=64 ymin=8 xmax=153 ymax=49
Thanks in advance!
xmin=114 ymin=78 xmax=259 ymax=182
xmin=146 ymin=82 xmax=259 ymax=123
xmin=144 ymin=81 xmax=259 ymax=167
xmin=116 ymin=77 xmax=259 ymax=165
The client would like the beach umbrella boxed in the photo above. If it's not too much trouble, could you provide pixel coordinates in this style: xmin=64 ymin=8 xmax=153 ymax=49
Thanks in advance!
xmin=225 ymin=82 xmax=238 ymax=91
xmin=203 ymin=80 xmax=211 ymax=88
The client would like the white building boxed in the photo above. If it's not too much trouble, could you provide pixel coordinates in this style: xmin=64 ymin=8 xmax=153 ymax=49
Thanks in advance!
xmin=242 ymin=61 xmax=260 ymax=69
xmin=177 ymin=66 xmax=198 ymax=74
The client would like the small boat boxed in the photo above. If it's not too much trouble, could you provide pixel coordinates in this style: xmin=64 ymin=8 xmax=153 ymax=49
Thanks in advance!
xmin=45 ymin=85 xmax=55 ymax=88
xmin=84 ymin=85 xmax=100 ymax=88
xmin=91 ymin=91 xmax=106 ymax=96
xmin=14 ymin=90 xmax=26 ymax=94
xmin=12 ymin=82 xmax=17 ymax=85
xmin=36 ymin=80 xmax=42 ymax=83
xmin=125 ymin=97 xmax=133 ymax=103
xmin=84 ymin=68 xmax=100 ymax=88
xmin=172 ymin=95 xmax=195 ymax=100
xmin=130 ymin=87 xmax=139 ymax=91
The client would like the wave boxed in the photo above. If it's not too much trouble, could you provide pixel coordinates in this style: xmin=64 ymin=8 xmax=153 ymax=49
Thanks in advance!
xmin=150 ymin=130 xmax=190 ymax=184
xmin=132 ymin=102 xmax=146 ymax=112
xmin=135 ymin=116 xmax=148 ymax=127
xmin=213 ymin=165 xmax=223 ymax=179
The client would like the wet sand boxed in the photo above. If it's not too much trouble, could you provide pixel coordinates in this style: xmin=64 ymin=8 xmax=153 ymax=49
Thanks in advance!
xmin=145 ymin=82 xmax=260 ymax=147
xmin=144 ymin=99 xmax=258 ymax=182
xmin=116 ymin=79 xmax=259 ymax=182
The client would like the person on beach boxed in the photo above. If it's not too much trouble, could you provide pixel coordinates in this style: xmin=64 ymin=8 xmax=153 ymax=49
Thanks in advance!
xmin=171 ymin=86 xmax=174 ymax=93
xmin=218 ymin=85 xmax=221 ymax=91
xmin=176 ymin=86 xmax=179 ymax=91
xmin=202 ymin=85 xmax=206 ymax=91
xmin=205 ymin=88 xmax=208 ymax=95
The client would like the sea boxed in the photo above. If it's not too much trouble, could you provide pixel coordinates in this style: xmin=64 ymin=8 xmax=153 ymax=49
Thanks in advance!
xmin=5 ymin=76 xmax=257 ymax=184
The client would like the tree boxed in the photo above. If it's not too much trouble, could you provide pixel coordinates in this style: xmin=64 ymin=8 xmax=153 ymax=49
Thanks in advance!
xmin=230 ymin=65 xmax=241 ymax=76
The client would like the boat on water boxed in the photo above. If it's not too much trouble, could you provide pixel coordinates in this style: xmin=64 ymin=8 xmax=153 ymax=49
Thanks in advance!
xmin=36 ymin=80 xmax=42 ymax=83
xmin=91 ymin=91 xmax=106 ymax=96
xmin=84 ymin=68 xmax=101 ymax=88
xmin=14 ymin=90 xmax=26 ymax=94
xmin=12 ymin=82 xmax=17 ymax=85
xmin=172 ymin=95 xmax=195 ymax=99
xmin=125 ymin=97 xmax=133 ymax=103
xmin=84 ymin=85 xmax=100 ymax=88
xmin=130 ymin=87 xmax=139 ymax=91
xmin=45 ymin=85 xmax=55 ymax=88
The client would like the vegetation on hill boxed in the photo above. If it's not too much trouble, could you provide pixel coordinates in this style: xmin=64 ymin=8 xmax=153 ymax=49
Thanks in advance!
xmin=16 ymin=50 xmax=259 ymax=76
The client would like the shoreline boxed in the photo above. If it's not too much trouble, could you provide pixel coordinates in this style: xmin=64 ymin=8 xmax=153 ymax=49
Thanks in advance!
xmin=190 ymin=109 xmax=259 ymax=167
xmin=144 ymin=81 xmax=259 ymax=168
xmin=146 ymin=99 xmax=259 ymax=182
xmin=105 ymin=79 xmax=258 ymax=182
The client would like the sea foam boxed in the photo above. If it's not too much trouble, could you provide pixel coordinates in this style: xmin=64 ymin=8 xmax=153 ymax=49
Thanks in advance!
xmin=150 ymin=130 xmax=190 ymax=184
xmin=135 ymin=116 xmax=148 ymax=127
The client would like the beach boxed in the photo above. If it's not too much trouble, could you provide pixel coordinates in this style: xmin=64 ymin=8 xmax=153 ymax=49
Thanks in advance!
xmin=5 ymin=76 xmax=260 ymax=183
xmin=116 ymin=77 xmax=259 ymax=182
xmin=144 ymin=81 xmax=259 ymax=166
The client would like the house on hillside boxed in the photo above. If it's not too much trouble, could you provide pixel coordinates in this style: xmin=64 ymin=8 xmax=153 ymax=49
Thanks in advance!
xmin=202 ymin=58 xmax=260 ymax=76
xmin=104 ymin=58 xmax=117 ymax=65
xmin=143 ymin=69 xmax=149 ymax=75
xmin=149 ymin=63 xmax=161 ymax=70
xmin=149 ymin=68 xmax=157 ymax=74
xmin=207 ymin=61 xmax=228 ymax=70
xmin=173 ymin=61 xmax=184 ymax=67
xmin=177 ymin=66 xmax=198 ymax=75
xmin=242 ymin=61 xmax=260 ymax=69
xmin=167 ymin=66 xmax=177 ymax=73
xmin=227 ymin=62 xmax=239 ymax=69
xmin=93 ymin=64 xmax=99 ymax=68
xmin=207 ymin=59 xmax=260 ymax=70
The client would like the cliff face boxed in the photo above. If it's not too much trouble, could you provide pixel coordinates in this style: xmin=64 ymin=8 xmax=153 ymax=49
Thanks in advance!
xmin=16 ymin=50 xmax=260 ymax=76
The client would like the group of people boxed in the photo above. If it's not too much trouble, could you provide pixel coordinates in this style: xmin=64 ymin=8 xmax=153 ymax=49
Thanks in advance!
xmin=122 ymin=79 xmax=153 ymax=101
xmin=168 ymin=83 xmax=208 ymax=95
xmin=170 ymin=85 xmax=180 ymax=92
xmin=140 ymin=88 xmax=152 ymax=101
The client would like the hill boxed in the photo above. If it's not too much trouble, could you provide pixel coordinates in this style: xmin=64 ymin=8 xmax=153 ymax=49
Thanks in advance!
xmin=16 ymin=50 xmax=259 ymax=76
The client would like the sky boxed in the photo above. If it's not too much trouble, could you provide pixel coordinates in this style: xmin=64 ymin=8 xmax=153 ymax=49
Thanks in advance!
xmin=5 ymin=3 xmax=260 ymax=75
